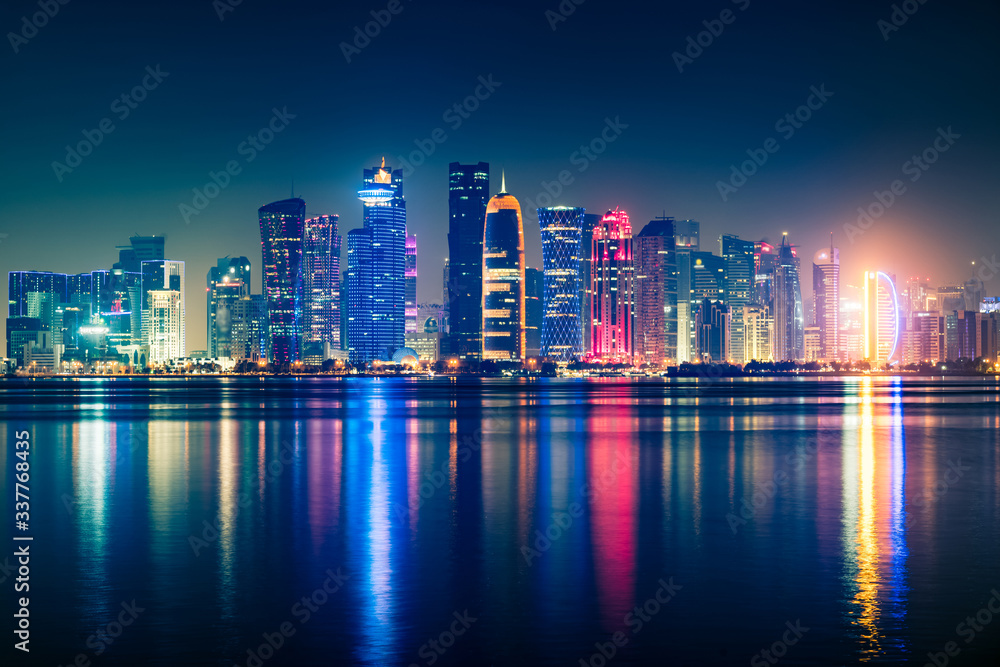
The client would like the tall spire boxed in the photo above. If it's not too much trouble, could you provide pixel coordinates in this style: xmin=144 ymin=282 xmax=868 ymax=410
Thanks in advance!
xmin=500 ymin=170 xmax=507 ymax=194
xmin=830 ymin=231 xmax=834 ymax=256
xmin=380 ymin=156 xmax=386 ymax=169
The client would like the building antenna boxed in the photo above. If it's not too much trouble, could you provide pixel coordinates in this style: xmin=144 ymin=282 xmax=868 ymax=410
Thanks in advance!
xmin=500 ymin=170 xmax=507 ymax=194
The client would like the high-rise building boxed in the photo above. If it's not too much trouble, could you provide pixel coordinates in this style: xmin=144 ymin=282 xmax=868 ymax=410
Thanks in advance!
xmin=580 ymin=213 xmax=601 ymax=356
xmin=864 ymin=271 xmax=901 ymax=366
xmin=91 ymin=269 xmax=142 ymax=350
xmin=721 ymin=234 xmax=755 ymax=363
xmin=8 ymin=271 xmax=68 ymax=318
xmin=525 ymin=267 xmax=543 ymax=358
xmin=259 ymin=197 xmax=306 ymax=364
xmin=67 ymin=273 xmax=93 ymax=307
xmin=743 ymin=304 xmax=773 ymax=362
xmin=231 ymin=294 xmax=269 ymax=361
xmin=348 ymin=159 xmax=407 ymax=362
xmin=674 ymin=220 xmax=700 ymax=363
xmin=902 ymin=311 xmax=943 ymax=365
xmin=591 ymin=208 xmax=634 ymax=362
xmin=446 ymin=162 xmax=489 ymax=361
xmin=207 ymin=258 xmax=250 ymax=358
xmin=635 ymin=217 xmax=677 ymax=367
xmin=753 ymin=241 xmax=777 ymax=306
xmin=141 ymin=260 xmax=186 ymax=357
xmin=405 ymin=235 xmax=418 ymax=335
xmin=812 ymin=240 xmax=840 ymax=362
xmin=115 ymin=235 xmax=165 ymax=273
xmin=964 ymin=273 xmax=985 ymax=312
xmin=145 ymin=290 xmax=183 ymax=363
xmin=694 ymin=298 xmax=728 ymax=363
xmin=936 ymin=285 xmax=965 ymax=361
xmin=674 ymin=220 xmax=700 ymax=251
xmin=409 ymin=304 xmax=443 ymax=362
xmin=538 ymin=206 xmax=584 ymax=361
xmin=482 ymin=174 xmax=526 ymax=362
xmin=303 ymin=215 xmax=342 ymax=349
xmin=957 ymin=310 xmax=999 ymax=361
xmin=773 ymin=235 xmax=804 ymax=361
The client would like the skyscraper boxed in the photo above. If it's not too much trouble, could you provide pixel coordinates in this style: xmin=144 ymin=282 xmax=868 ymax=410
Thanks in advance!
xmin=207 ymin=257 xmax=250 ymax=358
xmin=694 ymin=298 xmax=729 ymax=363
xmin=591 ymin=208 xmax=634 ymax=362
xmin=674 ymin=220 xmax=700 ymax=363
xmin=446 ymin=162 xmax=489 ymax=361
xmin=405 ymin=235 xmax=418 ymax=335
xmin=635 ymin=217 xmax=677 ymax=367
xmin=812 ymin=239 xmax=840 ymax=362
xmin=720 ymin=234 xmax=755 ymax=363
xmin=525 ymin=267 xmax=543 ymax=358
xmin=8 ymin=271 xmax=67 ymax=318
xmin=580 ymin=213 xmax=601 ymax=356
xmin=231 ymin=294 xmax=269 ymax=361
xmin=348 ymin=159 xmax=407 ymax=362
xmin=743 ymin=304 xmax=773 ymax=362
xmin=538 ymin=206 xmax=584 ymax=361
xmin=303 ymin=215 xmax=342 ymax=349
xmin=772 ymin=234 xmax=804 ymax=361
xmin=864 ymin=270 xmax=901 ymax=366
xmin=141 ymin=259 xmax=186 ymax=358
xmin=482 ymin=174 xmax=525 ymax=362
xmin=259 ymin=197 xmax=306 ymax=364
xmin=115 ymin=235 xmax=165 ymax=273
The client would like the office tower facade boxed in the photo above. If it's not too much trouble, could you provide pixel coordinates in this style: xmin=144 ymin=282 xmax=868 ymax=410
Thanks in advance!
xmin=721 ymin=234 xmax=755 ymax=363
xmin=864 ymin=271 xmax=901 ymax=365
xmin=115 ymin=235 xmax=165 ymax=273
xmin=141 ymin=260 xmax=185 ymax=356
xmin=674 ymin=220 xmax=700 ymax=363
xmin=145 ymin=290 xmax=183 ymax=363
xmin=481 ymin=176 xmax=526 ymax=362
xmin=538 ymin=206 xmax=584 ymax=361
xmin=957 ymin=311 xmax=999 ymax=360
xmin=902 ymin=312 xmax=943 ymax=365
xmin=405 ymin=235 xmax=418 ymax=335
xmin=694 ymin=298 xmax=728 ymax=363
xmin=91 ymin=269 xmax=142 ymax=349
xmin=635 ymin=217 xmax=678 ymax=367
xmin=772 ymin=235 xmax=804 ymax=361
xmin=230 ymin=294 xmax=269 ymax=361
xmin=591 ymin=208 xmax=634 ymax=362
xmin=674 ymin=220 xmax=700 ymax=251
xmin=524 ymin=267 xmax=543 ymax=358
xmin=446 ymin=162 xmax=489 ymax=361
xmin=346 ymin=228 xmax=374 ymax=364
xmin=348 ymin=160 xmax=407 ymax=363
xmin=580 ymin=212 xmax=601 ymax=356
xmin=303 ymin=215 xmax=342 ymax=349
xmin=207 ymin=257 xmax=251 ymax=358
xmin=753 ymin=241 xmax=777 ymax=306
xmin=936 ymin=285 xmax=965 ymax=360
xmin=812 ymin=242 xmax=840 ymax=362
xmin=9 ymin=271 xmax=68 ymax=318
xmin=67 ymin=273 xmax=93 ymax=307
xmin=259 ymin=197 xmax=306 ymax=364
xmin=743 ymin=304 xmax=773 ymax=362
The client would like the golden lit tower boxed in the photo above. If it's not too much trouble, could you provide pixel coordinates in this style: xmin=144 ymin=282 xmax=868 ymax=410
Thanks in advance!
xmin=864 ymin=270 xmax=900 ymax=366
xmin=481 ymin=173 xmax=526 ymax=361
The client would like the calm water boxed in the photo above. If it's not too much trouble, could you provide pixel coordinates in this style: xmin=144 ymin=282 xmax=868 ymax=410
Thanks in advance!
xmin=3 ymin=376 xmax=1000 ymax=666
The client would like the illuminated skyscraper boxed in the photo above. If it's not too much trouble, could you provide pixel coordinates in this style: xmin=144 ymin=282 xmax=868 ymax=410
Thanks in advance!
xmin=773 ymin=234 xmax=804 ymax=361
xmin=303 ymin=215 xmax=342 ymax=349
xmin=812 ymin=238 xmax=840 ymax=362
xmin=348 ymin=159 xmax=407 ymax=363
xmin=145 ymin=290 xmax=183 ymax=363
xmin=141 ymin=259 xmax=186 ymax=357
xmin=580 ymin=213 xmax=601 ymax=355
xmin=482 ymin=174 xmax=525 ymax=362
xmin=525 ymin=267 xmax=543 ymax=358
xmin=694 ymin=298 xmax=728 ymax=363
xmin=721 ymin=234 xmax=754 ymax=363
xmin=447 ymin=162 xmax=489 ymax=361
xmin=864 ymin=270 xmax=901 ymax=366
xmin=259 ymin=197 xmax=306 ymax=364
xmin=674 ymin=220 xmax=700 ymax=362
xmin=635 ymin=217 xmax=677 ymax=366
xmin=405 ymin=235 xmax=418 ymax=335
xmin=743 ymin=304 xmax=773 ymax=362
xmin=207 ymin=257 xmax=250 ymax=358
xmin=538 ymin=206 xmax=584 ymax=360
xmin=591 ymin=208 xmax=634 ymax=362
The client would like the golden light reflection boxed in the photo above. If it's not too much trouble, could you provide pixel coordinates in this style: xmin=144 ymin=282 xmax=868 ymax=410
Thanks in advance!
xmin=852 ymin=379 xmax=881 ymax=658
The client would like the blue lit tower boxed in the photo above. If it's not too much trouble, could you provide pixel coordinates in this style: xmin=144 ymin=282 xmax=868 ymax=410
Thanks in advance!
xmin=303 ymin=215 xmax=342 ymax=348
xmin=773 ymin=233 xmax=805 ymax=361
xmin=259 ymin=197 xmax=306 ymax=364
xmin=538 ymin=206 xmax=584 ymax=360
xmin=349 ymin=158 xmax=407 ymax=362
xmin=482 ymin=173 xmax=526 ymax=362
xmin=446 ymin=162 xmax=490 ymax=360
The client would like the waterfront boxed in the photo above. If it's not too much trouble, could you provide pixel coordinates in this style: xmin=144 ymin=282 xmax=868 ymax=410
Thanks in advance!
xmin=2 ymin=376 xmax=1000 ymax=665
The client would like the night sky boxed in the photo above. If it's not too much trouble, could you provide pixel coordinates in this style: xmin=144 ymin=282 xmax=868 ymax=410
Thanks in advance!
xmin=2 ymin=0 xmax=998 ymax=350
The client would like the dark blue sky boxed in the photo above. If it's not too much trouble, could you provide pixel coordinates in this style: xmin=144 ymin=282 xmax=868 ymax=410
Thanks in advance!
xmin=2 ymin=0 xmax=998 ymax=349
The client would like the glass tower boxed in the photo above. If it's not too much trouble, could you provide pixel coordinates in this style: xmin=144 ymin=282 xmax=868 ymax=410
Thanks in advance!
xmin=303 ymin=215 xmax=342 ymax=348
xmin=538 ymin=206 xmax=584 ymax=360
xmin=721 ymin=234 xmax=755 ymax=364
xmin=812 ymin=239 xmax=840 ymax=362
xmin=207 ymin=257 xmax=251 ymax=358
xmin=447 ymin=162 xmax=490 ymax=361
xmin=635 ymin=217 xmax=678 ymax=367
xmin=259 ymin=197 xmax=306 ymax=364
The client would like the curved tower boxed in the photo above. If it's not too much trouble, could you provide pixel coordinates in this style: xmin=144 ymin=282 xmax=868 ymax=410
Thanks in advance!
xmin=259 ymin=197 xmax=306 ymax=364
xmin=482 ymin=173 xmax=525 ymax=362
